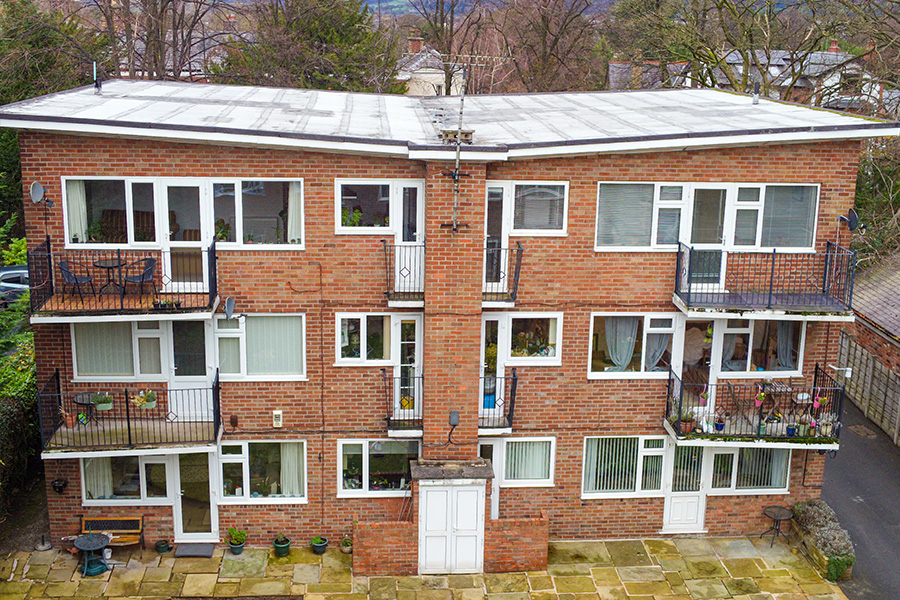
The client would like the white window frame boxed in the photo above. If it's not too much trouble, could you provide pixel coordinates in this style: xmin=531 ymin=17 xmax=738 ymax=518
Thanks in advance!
xmin=333 ymin=179 xmax=425 ymax=235
xmin=336 ymin=438 xmax=421 ymax=498
xmin=333 ymin=313 xmax=398 ymax=366
xmin=61 ymin=176 xmax=305 ymax=251
xmin=587 ymin=312 xmax=680 ymax=379
xmin=581 ymin=435 xmax=667 ymax=500
xmin=490 ymin=180 xmax=569 ymax=237
xmin=493 ymin=437 xmax=556 ymax=488
xmin=80 ymin=455 xmax=174 ymax=507
xmin=593 ymin=182 xmax=820 ymax=253
xmin=214 ymin=314 xmax=308 ymax=382
xmin=71 ymin=321 xmax=168 ymax=382
xmin=715 ymin=319 xmax=806 ymax=380
xmin=707 ymin=447 xmax=791 ymax=496
xmin=504 ymin=312 xmax=563 ymax=367
xmin=217 ymin=440 xmax=309 ymax=505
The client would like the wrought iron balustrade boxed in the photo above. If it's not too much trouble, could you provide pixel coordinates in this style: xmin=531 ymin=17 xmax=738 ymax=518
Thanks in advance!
xmin=479 ymin=369 xmax=518 ymax=429
xmin=483 ymin=243 xmax=523 ymax=303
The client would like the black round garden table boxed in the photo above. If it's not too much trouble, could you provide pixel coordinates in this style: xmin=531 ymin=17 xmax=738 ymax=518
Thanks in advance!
xmin=760 ymin=505 xmax=793 ymax=547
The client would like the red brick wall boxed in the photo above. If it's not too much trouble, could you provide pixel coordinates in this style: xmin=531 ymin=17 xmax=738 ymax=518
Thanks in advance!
xmin=847 ymin=320 xmax=900 ymax=374
xmin=484 ymin=511 xmax=549 ymax=572
xmin=352 ymin=518 xmax=418 ymax=576
xmin=22 ymin=132 xmax=858 ymax=552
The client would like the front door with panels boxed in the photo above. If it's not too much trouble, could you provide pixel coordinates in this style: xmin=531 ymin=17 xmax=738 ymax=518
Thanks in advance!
xmin=173 ymin=452 xmax=218 ymax=542
xmin=662 ymin=445 xmax=707 ymax=533
xmin=393 ymin=182 xmax=425 ymax=296
xmin=688 ymin=185 xmax=729 ymax=291
xmin=392 ymin=315 xmax=423 ymax=423
xmin=168 ymin=320 xmax=214 ymax=421
xmin=419 ymin=481 xmax=486 ymax=574
xmin=162 ymin=181 xmax=210 ymax=293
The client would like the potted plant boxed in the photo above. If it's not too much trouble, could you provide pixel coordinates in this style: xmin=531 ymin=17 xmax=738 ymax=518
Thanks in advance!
xmin=678 ymin=411 xmax=696 ymax=434
xmin=61 ymin=409 xmax=77 ymax=429
xmin=226 ymin=527 xmax=247 ymax=555
xmin=130 ymin=390 xmax=157 ymax=409
xmin=798 ymin=413 xmax=812 ymax=436
xmin=714 ymin=414 xmax=726 ymax=432
xmin=273 ymin=532 xmax=291 ymax=557
xmin=755 ymin=386 xmax=765 ymax=408
xmin=91 ymin=393 xmax=113 ymax=411
xmin=153 ymin=299 xmax=183 ymax=310
xmin=310 ymin=535 xmax=328 ymax=555
xmin=340 ymin=536 xmax=352 ymax=554
xmin=819 ymin=415 xmax=836 ymax=437
xmin=787 ymin=422 xmax=798 ymax=436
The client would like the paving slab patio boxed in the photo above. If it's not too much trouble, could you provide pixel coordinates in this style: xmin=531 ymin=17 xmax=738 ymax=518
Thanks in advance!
xmin=0 ymin=537 xmax=849 ymax=600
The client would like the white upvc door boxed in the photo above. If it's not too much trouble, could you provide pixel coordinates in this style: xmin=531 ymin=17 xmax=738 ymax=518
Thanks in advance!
xmin=478 ymin=441 xmax=501 ymax=520
xmin=393 ymin=182 xmax=425 ymax=294
xmin=392 ymin=315 xmax=423 ymax=421
xmin=419 ymin=481 xmax=486 ymax=574
xmin=686 ymin=184 xmax=732 ymax=291
xmin=483 ymin=184 xmax=511 ymax=295
xmin=172 ymin=451 xmax=219 ymax=543
xmin=479 ymin=315 xmax=507 ymax=424
xmin=160 ymin=180 xmax=211 ymax=293
xmin=168 ymin=320 xmax=215 ymax=421
xmin=662 ymin=444 xmax=707 ymax=533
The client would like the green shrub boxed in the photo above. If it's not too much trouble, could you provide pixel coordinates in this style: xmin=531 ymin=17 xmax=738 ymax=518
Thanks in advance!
xmin=793 ymin=499 xmax=856 ymax=580
xmin=226 ymin=527 xmax=247 ymax=544
xmin=2 ymin=237 xmax=25 ymax=265
xmin=0 ymin=336 xmax=37 ymax=514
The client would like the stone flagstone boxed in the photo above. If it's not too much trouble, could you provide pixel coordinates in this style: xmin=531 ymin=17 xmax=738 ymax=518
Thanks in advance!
xmin=604 ymin=541 xmax=651 ymax=567
xmin=183 ymin=572 xmax=218 ymax=596
xmin=220 ymin=548 xmax=268 ymax=578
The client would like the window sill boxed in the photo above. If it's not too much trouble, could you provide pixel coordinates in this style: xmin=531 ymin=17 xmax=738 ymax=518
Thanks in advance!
xmin=506 ymin=358 xmax=562 ymax=367
xmin=336 ymin=490 xmax=412 ymax=499
xmin=707 ymin=489 xmax=789 ymax=497
xmin=72 ymin=376 xmax=167 ymax=383
xmin=499 ymin=481 xmax=555 ymax=488
xmin=333 ymin=361 xmax=394 ymax=368
xmin=334 ymin=227 xmax=394 ymax=236
xmin=587 ymin=371 xmax=670 ymax=380
xmin=82 ymin=499 xmax=173 ymax=507
xmin=510 ymin=230 xmax=568 ymax=237
xmin=580 ymin=492 xmax=664 ymax=500
xmin=220 ymin=376 xmax=309 ymax=383
xmin=717 ymin=371 xmax=802 ymax=380
xmin=218 ymin=497 xmax=308 ymax=505
xmin=218 ymin=244 xmax=306 ymax=251
xmin=594 ymin=246 xmax=678 ymax=253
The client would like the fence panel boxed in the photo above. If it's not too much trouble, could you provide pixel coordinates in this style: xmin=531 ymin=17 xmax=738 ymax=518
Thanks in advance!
xmin=838 ymin=331 xmax=900 ymax=446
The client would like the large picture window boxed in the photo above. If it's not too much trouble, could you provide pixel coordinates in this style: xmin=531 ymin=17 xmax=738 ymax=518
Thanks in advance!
xmin=215 ymin=315 xmax=306 ymax=380
xmin=72 ymin=321 xmax=165 ymax=379
xmin=219 ymin=441 xmax=307 ymax=503
xmin=720 ymin=319 xmax=804 ymax=376
xmin=582 ymin=436 xmax=666 ymax=497
xmin=338 ymin=439 xmax=419 ymax=496
xmin=710 ymin=448 xmax=791 ymax=493
xmin=81 ymin=455 xmax=170 ymax=505
xmin=589 ymin=314 xmax=676 ymax=378
xmin=334 ymin=180 xmax=424 ymax=236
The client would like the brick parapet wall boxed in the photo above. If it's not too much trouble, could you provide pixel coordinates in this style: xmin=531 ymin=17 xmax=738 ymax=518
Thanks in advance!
xmin=352 ymin=516 xmax=418 ymax=576
xmin=846 ymin=319 xmax=900 ymax=374
xmin=484 ymin=511 xmax=549 ymax=572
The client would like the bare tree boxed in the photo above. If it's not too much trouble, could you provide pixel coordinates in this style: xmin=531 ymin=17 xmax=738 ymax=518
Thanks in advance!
xmin=409 ymin=0 xmax=486 ymax=93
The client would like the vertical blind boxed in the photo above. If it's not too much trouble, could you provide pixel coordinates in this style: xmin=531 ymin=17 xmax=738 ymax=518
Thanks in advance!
xmin=246 ymin=316 xmax=304 ymax=375
xmin=74 ymin=322 xmax=134 ymax=376
xmin=761 ymin=185 xmax=816 ymax=247
xmin=513 ymin=185 xmax=565 ymax=230
xmin=505 ymin=440 xmax=551 ymax=480
xmin=737 ymin=448 xmax=789 ymax=489
xmin=583 ymin=437 xmax=638 ymax=492
xmin=596 ymin=184 xmax=653 ymax=246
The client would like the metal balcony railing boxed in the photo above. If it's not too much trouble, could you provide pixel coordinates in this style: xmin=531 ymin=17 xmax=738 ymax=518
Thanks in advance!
xmin=27 ymin=237 xmax=218 ymax=315
xmin=674 ymin=242 xmax=855 ymax=312
xmin=483 ymin=242 xmax=524 ymax=303
xmin=38 ymin=369 xmax=221 ymax=451
xmin=382 ymin=370 xmax=424 ymax=430
xmin=382 ymin=242 xmax=425 ymax=302
xmin=666 ymin=365 xmax=844 ymax=441
xmin=479 ymin=369 xmax=518 ymax=429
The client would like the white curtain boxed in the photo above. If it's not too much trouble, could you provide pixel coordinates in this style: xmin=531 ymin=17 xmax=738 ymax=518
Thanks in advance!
xmin=280 ymin=442 xmax=304 ymax=497
xmin=66 ymin=180 xmax=88 ymax=243
xmin=605 ymin=317 xmax=639 ymax=372
xmin=769 ymin=449 xmax=789 ymax=488
xmin=721 ymin=334 xmax=745 ymax=372
xmin=83 ymin=457 xmax=113 ymax=499
xmin=217 ymin=337 xmax=241 ymax=374
xmin=776 ymin=321 xmax=796 ymax=370
xmin=505 ymin=441 xmax=550 ymax=480
xmin=74 ymin=323 xmax=134 ymax=376
xmin=138 ymin=338 xmax=162 ymax=375
xmin=286 ymin=182 xmax=303 ymax=243
xmin=246 ymin=316 xmax=304 ymax=375
xmin=644 ymin=333 xmax=671 ymax=371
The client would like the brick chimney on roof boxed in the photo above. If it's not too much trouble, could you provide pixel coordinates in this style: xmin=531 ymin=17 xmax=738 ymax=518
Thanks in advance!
xmin=829 ymin=39 xmax=841 ymax=52
xmin=408 ymin=28 xmax=424 ymax=54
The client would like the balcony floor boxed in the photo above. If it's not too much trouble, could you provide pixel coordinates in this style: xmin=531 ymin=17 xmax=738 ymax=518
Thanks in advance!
xmin=37 ymin=292 xmax=210 ymax=316
xmin=45 ymin=418 xmax=216 ymax=451
xmin=678 ymin=291 xmax=848 ymax=313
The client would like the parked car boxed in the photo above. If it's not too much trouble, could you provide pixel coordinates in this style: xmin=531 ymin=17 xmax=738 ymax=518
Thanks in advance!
xmin=0 ymin=265 xmax=28 ymax=308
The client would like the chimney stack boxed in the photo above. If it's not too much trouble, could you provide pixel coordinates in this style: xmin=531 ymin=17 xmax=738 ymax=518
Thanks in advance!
xmin=408 ymin=28 xmax=424 ymax=54
xmin=829 ymin=39 xmax=841 ymax=53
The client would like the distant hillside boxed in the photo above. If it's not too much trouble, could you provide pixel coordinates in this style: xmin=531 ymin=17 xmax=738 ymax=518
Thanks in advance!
xmin=364 ymin=0 xmax=413 ymax=15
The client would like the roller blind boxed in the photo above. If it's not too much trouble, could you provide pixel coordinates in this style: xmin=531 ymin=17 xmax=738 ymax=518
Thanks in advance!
xmin=761 ymin=186 xmax=816 ymax=247
xmin=513 ymin=185 xmax=565 ymax=230
xmin=74 ymin=322 xmax=134 ymax=376
xmin=596 ymin=184 xmax=653 ymax=246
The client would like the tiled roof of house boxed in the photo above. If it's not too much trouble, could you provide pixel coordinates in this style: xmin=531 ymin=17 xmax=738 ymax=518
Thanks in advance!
xmin=0 ymin=79 xmax=895 ymax=158
xmin=853 ymin=254 xmax=900 ymax=338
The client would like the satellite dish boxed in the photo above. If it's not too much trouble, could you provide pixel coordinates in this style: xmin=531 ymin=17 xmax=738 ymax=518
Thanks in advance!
xmin=224 ymin=297 xmax=236 ymax=320
xmin=29 ymin=182 xmax=45 ymax=204
xmin=839 ymin=208 xmax=861 ymax=231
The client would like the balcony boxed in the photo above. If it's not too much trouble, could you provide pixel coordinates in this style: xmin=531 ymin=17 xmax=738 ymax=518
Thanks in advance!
xmin=27 ymin=237 xmax=218 ymax=317
xmin=483 ymin=243 xmax=523 ymax=304
xmin=479 ymin=370 xmax=518 ymax=432
xmin=665 ymin=365 xmax=844 ymax=445
xmin=38 ymin=369 xmax=221 ymax=452
xmin=674 ymin=242 xmax=855 ymax=315
xmin=382 ymin=371 xmax=423 ymax=434
xmin=382 ymin=242 xmax=425 ymax=305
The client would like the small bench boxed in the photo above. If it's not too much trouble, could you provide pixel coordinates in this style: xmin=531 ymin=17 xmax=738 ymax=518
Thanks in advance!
xmin=81 ymin=516 xmax=144 ymax=549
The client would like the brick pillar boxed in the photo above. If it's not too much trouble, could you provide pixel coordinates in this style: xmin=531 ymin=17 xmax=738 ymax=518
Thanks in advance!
xmin=422 ymin=161 xmax=486 ymax=459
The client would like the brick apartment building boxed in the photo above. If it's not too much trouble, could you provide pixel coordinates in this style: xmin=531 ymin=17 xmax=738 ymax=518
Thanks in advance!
xmin=0 ymin=81 xmax=895 ymax=574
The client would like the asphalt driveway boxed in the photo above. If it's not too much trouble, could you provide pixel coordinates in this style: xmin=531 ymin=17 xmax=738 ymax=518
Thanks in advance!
xmin=823 ymin=401 xmax=900 ymax=599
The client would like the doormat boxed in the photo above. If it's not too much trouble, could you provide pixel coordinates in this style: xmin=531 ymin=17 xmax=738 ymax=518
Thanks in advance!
xmin=174 ymin=543 xmax=215 ymax=558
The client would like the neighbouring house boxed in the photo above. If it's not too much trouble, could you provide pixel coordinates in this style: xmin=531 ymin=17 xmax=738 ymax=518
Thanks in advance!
xmin=397 ymin=35 xmax=464 ymax=96
xmin=838 ymin=254 xmax=900 ymax=445
xmin=606 ymin=61 xmax=689 ymax=90
xmin=0 ymin=80 xmax=895 ymax=574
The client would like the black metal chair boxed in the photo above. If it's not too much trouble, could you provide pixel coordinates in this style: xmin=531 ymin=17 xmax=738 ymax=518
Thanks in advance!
xmin=58 ymin=261 xmax=95 ymax=303
xmin=123 ymin=258 xmax=157 ymax=299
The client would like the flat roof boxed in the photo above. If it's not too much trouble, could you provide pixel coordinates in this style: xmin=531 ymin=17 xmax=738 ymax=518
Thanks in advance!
xmin=0 ymin=79 xmax=896 ymax=160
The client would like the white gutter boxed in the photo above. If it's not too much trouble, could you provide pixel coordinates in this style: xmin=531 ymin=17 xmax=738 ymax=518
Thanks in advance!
xmin=41 ymin=443 xmax=216 ymax=460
